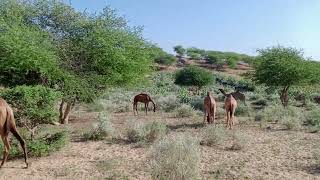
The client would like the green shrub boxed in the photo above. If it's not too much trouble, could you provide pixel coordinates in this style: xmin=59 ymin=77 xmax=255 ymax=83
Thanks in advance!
xmin=0 ymin=85 xmax=61 ymax=126
xmin=226 ymin=58 xmax=237 ymax=69
xmin=83 ymin=113 xmax=114 ymax=141
xmin=201 ymin=125 xmax=228 ymax=146
xmin=0 ymin=130 xmax=68 ymax=158
xmin=174 ymin=66 xmax=213 ymax=88
xmin=149 ymin=134 xmax=200 ymax=180
xmin=173 ymin=104 xmax=196 ymax=118
xmin=155 ymin=54 xmax=177 ymax=65
xmin=157 ymin=95 xmax=181 ymax=112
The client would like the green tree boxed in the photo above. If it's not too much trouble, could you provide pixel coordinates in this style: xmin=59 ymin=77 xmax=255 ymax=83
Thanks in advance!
xmin=173 ymin=45 xmax=186 ymax=57
xmin=175 ymin=66 xmax=213 ymax=89
xmin=253 ymin=46 xmax=318 ymax=107
xmin=0 ymin=0 xmax=154 ymax=124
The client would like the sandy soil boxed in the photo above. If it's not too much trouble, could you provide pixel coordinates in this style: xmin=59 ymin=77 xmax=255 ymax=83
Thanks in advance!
xmin=1 ymin=111 xmax=320 ymax=180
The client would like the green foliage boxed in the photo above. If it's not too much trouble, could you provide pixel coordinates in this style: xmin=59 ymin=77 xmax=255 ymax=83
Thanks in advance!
xmin=0 ymin=1 xmax=61 ymax=86
xmin=173 ymin=45 xmax=186 ymax=57
xmin=0 ymin=130 xmax=68 ymax=158
xmin=236 ymin=103 xmax=253 ymax=117
xmin=155 ymin=54 xmax=177 ymax=65
xmin=0 ymin=85 xmax=61 ymax=125
xmin=150 ymin=134 xmax=200 ymax=180
xmin=226 ymin=58 xmax=237 ymax=69
xmin=189 ymin=96 xmax=204 ymax=111
xmin=306 ymin=109 xmax=320 ymax=128
xmin=174 ymin=66 xmax=213 ymax=88
xmin=254 ymin=46 xmax=315 ymax=87
xmin=186 ymin=47 xmax=205 ymax=60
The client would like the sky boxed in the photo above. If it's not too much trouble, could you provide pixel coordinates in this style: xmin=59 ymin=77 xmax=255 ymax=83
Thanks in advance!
xmin=67 ymin=0 xmax=320 ymax=59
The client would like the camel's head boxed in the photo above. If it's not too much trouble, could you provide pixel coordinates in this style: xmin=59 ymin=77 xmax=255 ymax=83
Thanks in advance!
xmin=207 ymin=91 xmax=211 ymax=96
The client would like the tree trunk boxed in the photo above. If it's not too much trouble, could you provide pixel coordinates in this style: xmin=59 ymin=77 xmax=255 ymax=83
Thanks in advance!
xmin=61 ymin=102 xmax=72 ymax=124
xmin=280 ymin=86 xmax=289 ymax=107
xmin=59 ymin=100 xmax=65 ymax=124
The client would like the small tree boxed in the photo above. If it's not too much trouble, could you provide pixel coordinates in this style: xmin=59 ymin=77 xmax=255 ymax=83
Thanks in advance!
xmin=173 ymin=45 xmax=186 ymax=57
xmin=253 ymin=46 xmax=317 ymax=107
xmin=175 ymin=66 xmax=213 ymax=90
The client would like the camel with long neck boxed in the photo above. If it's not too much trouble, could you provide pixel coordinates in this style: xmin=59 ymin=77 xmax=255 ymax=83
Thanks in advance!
xmin=219 ymin=89 xmax=237 ymax=129
xmin=203 ymin=92 xmax=216 ymax=125
xmin=133 ymin=93 xmax=156 ymax=115
xmin=231 ymin=90 xmax=246 ymax=103
xmin=0 ymin=98 xmax=28 ymax=168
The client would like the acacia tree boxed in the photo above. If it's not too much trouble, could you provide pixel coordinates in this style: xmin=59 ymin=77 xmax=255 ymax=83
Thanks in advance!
xmin=173 ymin=45 xmax=186 ymax=57
xmin=253 ymin=46 xmax=317 ymax=107
xmin=1 ymin=0 xmax=154 ymax=124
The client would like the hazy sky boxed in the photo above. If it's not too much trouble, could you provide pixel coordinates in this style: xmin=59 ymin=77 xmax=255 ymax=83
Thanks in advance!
xmin=67 ymin=0 xmax=320 ymax=59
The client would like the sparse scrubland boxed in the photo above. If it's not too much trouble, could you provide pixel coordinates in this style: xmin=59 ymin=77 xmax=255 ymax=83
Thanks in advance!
xmin=1 ymin=0 xmax=320 ymax=179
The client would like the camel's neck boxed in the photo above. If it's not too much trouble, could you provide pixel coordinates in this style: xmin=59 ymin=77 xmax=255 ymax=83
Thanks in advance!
xmin=219 ymin=89 xmax=228 ymax=97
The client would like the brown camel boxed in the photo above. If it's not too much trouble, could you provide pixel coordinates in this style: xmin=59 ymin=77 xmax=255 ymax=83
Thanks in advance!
xmin=133 ymin=93 xmax=156 ymax=115
xmin=0 ymin=98 xmax=28 ymax=168
xmin=219 ymin=89 xmax=237 ymax=129
xmin=203 ymin=92 xmax=217 ymax=125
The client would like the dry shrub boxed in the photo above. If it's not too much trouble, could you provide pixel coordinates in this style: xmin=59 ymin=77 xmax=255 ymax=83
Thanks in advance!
xmin=200 ymin=125 xmax=228 ymax=146
xmin=149 ymin=134 xmax=200 ymax=180
xmin=173 ymin=104 xmax=197 ymax=118
xmin=126 ymin=120 xmax=167 ymax=143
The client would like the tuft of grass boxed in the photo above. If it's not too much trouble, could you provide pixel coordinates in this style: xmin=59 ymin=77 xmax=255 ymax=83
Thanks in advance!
xmin=189 ymin=96 xmax=204 ymax=111
xmin=83 ymin=112 xmax=114 ymax=141
xmin=306 ymin=108 xmax=320 ymax=128
xmin=200 ymin=125 xmax=228 ymax=146
xmin=235 ymin=102 xmax=253 ymax=117
xmin=173 ymin=104 xmax=197 ymax=118
xmin=149 ymin=134 xmax=200 ymax=180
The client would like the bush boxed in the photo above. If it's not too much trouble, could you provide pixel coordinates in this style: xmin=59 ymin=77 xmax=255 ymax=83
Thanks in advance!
xmin=83 ymin=113 xmax=114 ymax=141
xmin=0 ymin=130 xmax=68 ymax=158
xmin=306 ymin=109 xmax=320 ymax=127
xmin=157 ymin=95 xmax=181 ymax=112
xmin=226 ymin=58 xmax=237 ymax=69
xmin=155 ymin=54 xmax=177 ymax=65
xmin=0 ymin=85 xmax=61 ymax=126
xmin=259 ymin=105 xmax=304 ymax=129
xmin=235 ymin=103 xmax=252 ymax=117
xmin=201 ymin=125 xmax=228 ymax=146
xmin=173 ymin=104 xmax=197 ymax=118
xmin=149 ymin=134 xmax=200 ymax=180
xmin=126 ymin=120 xmax=167 ymax=143
xmin=279 ymin=116 xmax=302 ymax=130
xmin=144 ymin=121 xmax=168 ymax=143
xmin=189 ymin=96 xmax=204 ymax=111
xmin=174 ymin=66 xmax=213 ymax=88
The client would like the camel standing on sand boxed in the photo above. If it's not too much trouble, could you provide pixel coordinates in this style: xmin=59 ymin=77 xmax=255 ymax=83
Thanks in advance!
xmin=0 ymin=98 xmax=28 ymax=168
xmin=219 ymin=89 xmax=237 ymax=129
xmin=203 ymin=92 xmax=216 ymax=125
xmin=133 ymin=93 xmax=156 ymax=115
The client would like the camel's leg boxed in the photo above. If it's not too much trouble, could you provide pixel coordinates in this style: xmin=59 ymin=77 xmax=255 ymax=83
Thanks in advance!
xmin=227 ymin=110 xmax=231 ymax=129
xmin=231 ymin=109 xmax=236 ymax=127
xmin=0 ymin=136 xmax=10 ymax=168
xmin=203 ymin=109 xmax=207 ymax=125
xmin=11 ymin=128 xmax=28 ymax=168
xmin=213 ymin=108 xmax=216 ymax=125
xmin=225 ymin=110 xmax=228 ymax=127
xmin=145 ymin=103 xmax=147 ymax=115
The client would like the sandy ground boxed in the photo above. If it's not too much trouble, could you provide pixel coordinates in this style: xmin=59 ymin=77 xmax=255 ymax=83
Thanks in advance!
xmin=1 ymin=111 xmax=320 ymax=180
